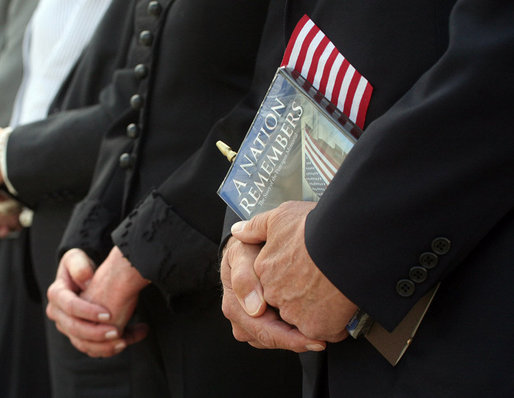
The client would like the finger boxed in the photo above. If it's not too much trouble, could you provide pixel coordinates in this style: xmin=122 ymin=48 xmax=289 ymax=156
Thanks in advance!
xmin=47 ymin=280 xmax=111 ymax=323
xmin=68 ymin=335 xmax=128 ymax=358
xmin=230 ymin=210 xmax=270 ymax=244
xmin=233 ymin=308 xmax=326 ymax=353
xmin=61 ymin=249 xmax=95 ymax=290
xmin=227 ymin=241 xmax=266 ymax=317
xmin=123 ymin=323 xmax=149 ymax=345
xmin=49 ymin=304 xmax=119 ymax=342
xmin=222 ymin=286 xmax=325 ymax=353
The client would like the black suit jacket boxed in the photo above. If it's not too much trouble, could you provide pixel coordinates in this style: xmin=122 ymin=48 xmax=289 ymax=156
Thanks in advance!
xmin=59 ymin=1 xmax=303 ymax=397
xmin=223 ymin=0 xmax=514 ymax=396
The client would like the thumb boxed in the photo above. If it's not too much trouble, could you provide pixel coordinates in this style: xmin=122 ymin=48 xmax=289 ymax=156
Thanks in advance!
xmin=62 ymin=249 xmax=95 ymax=290
xmin=229 ymin=242 xmax=267 ymax=317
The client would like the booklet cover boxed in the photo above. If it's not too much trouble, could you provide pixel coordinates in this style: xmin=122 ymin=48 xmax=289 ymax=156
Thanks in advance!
xmin=218 ymin=67 xmax=361 ymax=220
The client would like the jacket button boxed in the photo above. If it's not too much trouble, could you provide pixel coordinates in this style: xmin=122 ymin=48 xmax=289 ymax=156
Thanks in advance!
xmin=134 ymin=64 xmax=148 ymax=79
xmin=119 ymin=153 xmax=135 ymax=169
xmin=139 ymin=30 xmax=153 ymax=46
xmin=396 ymin=279 xmax=415 ymax=297
xmin=126 ymin=123 xmax=139 ymax=138
xmin=147 ymin=1 xmax=162 ymax=16
xmin=409 ymin=266 xmax=428 ymax=283
xmin=431 ymin=237 xmax=451 ymax=255
xmin=130 ymin=94 xmax=144 ymax=110
xmin=419 ymin=252 xmax=438 ymax=269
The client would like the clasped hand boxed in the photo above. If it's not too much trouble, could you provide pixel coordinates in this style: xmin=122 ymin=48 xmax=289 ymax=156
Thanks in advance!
xmin=221 ymin=201 xmax=358 ymax=352
xmin=46 ymin=247 xmax=149 ymax=357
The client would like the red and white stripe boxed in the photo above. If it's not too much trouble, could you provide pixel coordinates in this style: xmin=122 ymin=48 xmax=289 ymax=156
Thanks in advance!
xmin=281 ymin=15 xmax=373 ymax=129
xmin=304 ymin=129 xmax=339 ymax=184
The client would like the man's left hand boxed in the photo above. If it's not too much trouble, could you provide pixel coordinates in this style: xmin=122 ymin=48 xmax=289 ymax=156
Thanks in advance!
xmin=231 ymin=201 xmax=358 ymax=343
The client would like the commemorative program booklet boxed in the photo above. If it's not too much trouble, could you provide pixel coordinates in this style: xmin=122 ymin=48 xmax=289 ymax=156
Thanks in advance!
xmin=217 ymin=67 xmax=361 ymax=220
xmin=217 ymin=67 xmax=437 ymax=366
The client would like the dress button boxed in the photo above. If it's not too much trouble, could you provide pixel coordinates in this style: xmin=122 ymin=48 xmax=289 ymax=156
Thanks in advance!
xmin=419 ymin=252 xmax=438 ymax=269
xmin=134 ymin=64 xmax=148 ymax=79
xmin=119 ymin=153 xmax=134 ymax=169
xmin=409 ymin=266 xmax=428 ymax=284
xmin=431 ymin=237 xmax=451 ymax=255
xmin=147 ymin=1 xmax=162 ymax=16
xmin=139 ymin=30 xmax=153 ymax=46
xmin=126 ymin=123 xmax=139 ymax=138
xmin=396 ymin=279 xmax=415 ymax=297
xmin=130 ymin=94 xmax=144 ymax=110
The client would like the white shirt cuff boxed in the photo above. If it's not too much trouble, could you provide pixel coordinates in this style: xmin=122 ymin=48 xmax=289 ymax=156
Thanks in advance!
xmin=0 ymin=127 xmax=19 ymax=196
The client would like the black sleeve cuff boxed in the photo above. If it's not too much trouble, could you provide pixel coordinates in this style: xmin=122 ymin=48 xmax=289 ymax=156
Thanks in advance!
xmin=112 ymin=191 xmax=220 ymax=299
xmin=59 ymin=199 xmax=119 ymax=264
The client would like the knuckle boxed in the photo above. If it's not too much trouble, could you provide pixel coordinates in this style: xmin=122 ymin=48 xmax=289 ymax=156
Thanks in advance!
xmin=278 ymin=307 xmax=295 ymax=326
xmin=232 ymin=326 xmax=248 ymax=342
xmin=262 ymin=289 xmax=280 ymax=309
xmin=256 ymin=327 xmax=275 ymax=348
xmin=45 ymin=303 xmax=54 ymax=320
xmin=221 ymin=297 xmax=232 ymax=319
xmin=55 ymin=322 xmax=65 ymax=335
xmin=72 ymin=339 xmax=86 ymax=354
xmin=62 ymin=297 xmax=73 ymax=314
xmin=67 ymin=319 xmax=79 ymax=337
xmin=46 ymin=283 xmax=57 ymax=301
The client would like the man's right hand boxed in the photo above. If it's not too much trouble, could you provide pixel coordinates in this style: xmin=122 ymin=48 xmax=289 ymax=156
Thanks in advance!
xmin=220 ymin=237 xmax=326 ymax=353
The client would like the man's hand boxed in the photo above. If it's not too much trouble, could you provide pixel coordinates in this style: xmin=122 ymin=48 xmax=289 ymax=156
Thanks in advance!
xmin=221 ymin=236 xmax=326 ymax=352
xmin=231 ymin=201 xmax=358 ymax=343
xmin=0 ymin=192 xmax=22 ymax=237
xmin=47 ymin=247 xmax=149 ymax=357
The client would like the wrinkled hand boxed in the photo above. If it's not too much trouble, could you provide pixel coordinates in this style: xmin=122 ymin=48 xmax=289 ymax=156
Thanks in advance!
xmin=231 ymin=201 xmax=358 ymax=343
xmin=221 ymin=236 xmax=326 ymax=352
xmin=47 ymin=247 xmax=149 ymax=357
xmin=0 ymin=192 xmax=22 ymax=237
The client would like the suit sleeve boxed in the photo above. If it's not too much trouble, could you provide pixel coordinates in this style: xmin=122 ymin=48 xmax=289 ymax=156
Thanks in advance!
xmin=111 ymin=97 xmax=260 ymax=298
xmin=6 ymin=66 xmax=139 ymax=211
xmin=305 ymin=0 xmax=514 ymax=331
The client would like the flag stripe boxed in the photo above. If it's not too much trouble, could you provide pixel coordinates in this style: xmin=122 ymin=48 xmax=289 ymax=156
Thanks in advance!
xmin=311 ymin=38 xmax=333 ymax=88
xmin=343 ymin=68 xmax=361 ymax=118
xmin=283 ymin=19 xmax=315 ymax=70
xmin=305 ymin=147 xmax=333 ymax=184
xmin=318 ymin=47 xmax=338 ymax=95
xmin=302 ymin=30 xmax=326 ymax=80
xmin=330 ymin=59 xmax=351 ymax=109
xmin=350 ymin=77 xmax=369 ymax=125
xmin=356 ymin=82 xmax=374 ymax=129
xmin=295 ymin=26 xmax=321 ymax=74
xmin=325 ymin=54 xmax=344 ymax=103
xmin=281 ymin=15 xmax=311 ymax=67
xmin=305 ymin=131 xmax=340 ymax=173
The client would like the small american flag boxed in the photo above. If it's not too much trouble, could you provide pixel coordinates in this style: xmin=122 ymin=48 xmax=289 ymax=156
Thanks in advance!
xmin=281 ymin=15 xmax=373 ymax=129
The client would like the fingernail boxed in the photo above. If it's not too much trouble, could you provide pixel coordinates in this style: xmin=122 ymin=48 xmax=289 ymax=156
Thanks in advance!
xmin=105 ymin=330 xmax=118 ymax=340
xmin=244 ymin=290 xmax=262 ymax=316
xmin=231 ymin=221 xmax=246 ymax=234
xmin=114 ymin=342 xmax=126 ymax=353
xmin=98 ymin=313 xmax=110 ymax=321
xmin=306 ymin=344 xmax=325 ymax=352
